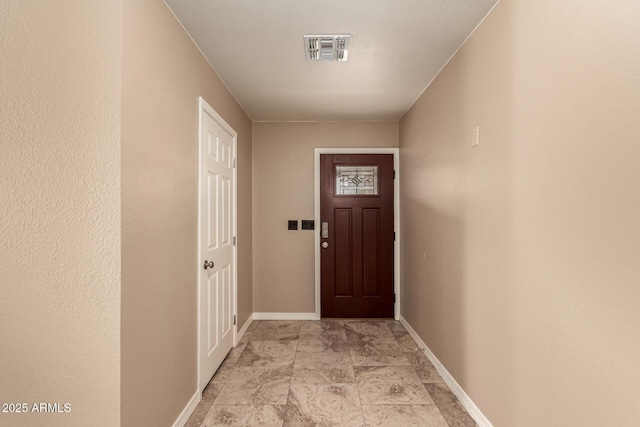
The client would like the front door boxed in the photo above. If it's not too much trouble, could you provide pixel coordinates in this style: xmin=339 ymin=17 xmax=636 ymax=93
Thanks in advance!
xmin=320 ymin=154 xmax=394 ymax=318
xmin=199 ymin=102 xmax=235 ymax=390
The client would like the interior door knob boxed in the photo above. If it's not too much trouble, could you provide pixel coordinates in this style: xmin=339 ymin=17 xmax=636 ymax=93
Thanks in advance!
xmin=203 ymin=260 xmax=214 ymax=270
xmin=322 ymin=242 xmax=329 ymax=249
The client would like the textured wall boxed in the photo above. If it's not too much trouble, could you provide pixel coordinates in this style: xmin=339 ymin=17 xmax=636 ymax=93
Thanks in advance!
xmin=0 ymin=1 xmax=121 ymax=426
xmin=252 ymin=122 xmax=398 ymax=313
xmin=400 ymin=0 xmax=640 ymax=425
xmin=121 ymin=0 xmax=252 ymax=425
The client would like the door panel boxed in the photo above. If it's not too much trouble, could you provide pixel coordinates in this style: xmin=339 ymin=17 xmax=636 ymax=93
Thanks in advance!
xmin=200 ymin=110 xmax=234 ymax=390
xmin=207 ymin=271 xmax=219 ymax=353
xmin=208 ymin=173 xmax=219 ymax=249
xmin=335 ymin=208 xmax=353 ymax=297
xmin=362 ymin=208 xmax=380 ymax=297
xmin=221 ymin=175 xmax=231 ymax=245
xmin=320 ymin=154 xmax=394 ymax=318
xmin=222 ymin=265 xmax=231 ymax=332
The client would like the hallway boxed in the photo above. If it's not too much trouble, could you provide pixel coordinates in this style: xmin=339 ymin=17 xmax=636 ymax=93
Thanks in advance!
xmin=186 ymin=320 xmax=476 ymax=426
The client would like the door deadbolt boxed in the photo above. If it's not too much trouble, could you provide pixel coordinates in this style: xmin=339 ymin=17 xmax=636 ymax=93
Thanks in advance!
xmin=203 ymin=260 xmax=214 ymax=270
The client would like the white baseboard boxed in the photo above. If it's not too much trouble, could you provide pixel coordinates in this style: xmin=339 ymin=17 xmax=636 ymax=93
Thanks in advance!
xmin=236 ymin=313 xmax=253 ymax=343
xmin=253 ymin=312 xmax=317 ymax=321
xmin=172 ymin=389 xmax=201 ymax=427
xmin=399 ymin=315 xmax=493 ymax=427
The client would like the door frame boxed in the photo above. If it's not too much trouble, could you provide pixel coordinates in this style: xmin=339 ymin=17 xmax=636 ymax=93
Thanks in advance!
xmin=314 ymin=148 xmax=400 ymax=320
xmin=197 ymin=97 xmax=238 ymax=393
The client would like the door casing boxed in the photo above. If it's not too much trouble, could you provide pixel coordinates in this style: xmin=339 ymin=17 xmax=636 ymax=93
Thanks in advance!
xmin=197 ymin=97 xmax=238 ymax=394
xmin=314 ymin=147 xmax=400 ymax=320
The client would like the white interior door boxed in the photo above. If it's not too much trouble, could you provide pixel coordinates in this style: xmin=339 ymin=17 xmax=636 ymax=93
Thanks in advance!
xmin=199 ymin=99 xmax=236 ymax=391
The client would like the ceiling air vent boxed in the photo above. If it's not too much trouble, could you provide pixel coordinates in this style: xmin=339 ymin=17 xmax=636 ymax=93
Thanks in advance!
xmin=304 ymin=35 xmax=350 ymax=61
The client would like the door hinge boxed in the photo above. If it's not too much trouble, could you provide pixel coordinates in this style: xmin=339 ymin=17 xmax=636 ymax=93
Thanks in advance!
xmin=393 ymin=232 xmax=396 ymax=241
xmin=394 ymin=294 xmax=396 ymax=304
xmin=233 ymin=315 xmax=237 ymax=325
xmin=233 ymin=158 xmax=237 ymax=168
xmin=233 ymin=236 xmax=236 ymax=246
xmin=393 ymin=170 xmax=396 ymax=179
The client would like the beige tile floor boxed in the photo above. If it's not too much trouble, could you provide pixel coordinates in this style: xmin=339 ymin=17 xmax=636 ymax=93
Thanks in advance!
xmin=186 ymin=320 xmax=477 ymax=427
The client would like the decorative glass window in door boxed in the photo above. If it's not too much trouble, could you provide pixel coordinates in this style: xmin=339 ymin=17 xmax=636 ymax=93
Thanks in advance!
xmin=335 ymin=165 xmax=378 ymax=195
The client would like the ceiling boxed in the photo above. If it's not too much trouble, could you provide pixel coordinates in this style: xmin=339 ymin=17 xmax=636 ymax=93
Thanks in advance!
xmin=164 ymin=0 xmax=498 ymax=121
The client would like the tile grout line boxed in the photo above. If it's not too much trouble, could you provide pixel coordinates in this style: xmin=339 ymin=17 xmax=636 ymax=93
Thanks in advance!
xmin=281 ymin=323 xmax=302 ymax=425
xmin=194 ymin=333 xmax=251 ymax=426
xmin=346 ymin=321 xmax=370 ymax=426
xmin=398 ymin=323 xmax=453 ymax=427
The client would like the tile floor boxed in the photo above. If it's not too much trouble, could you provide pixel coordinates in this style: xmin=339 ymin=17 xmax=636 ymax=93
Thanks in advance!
xmin=186 ymin=319 xmax=477 ymax=427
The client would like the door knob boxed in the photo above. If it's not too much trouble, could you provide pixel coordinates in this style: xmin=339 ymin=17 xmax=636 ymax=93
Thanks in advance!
xmin=203 ymin=260 xmax=214 ymax=270
xmin=322 ymin=242 xmax=329 ymax=249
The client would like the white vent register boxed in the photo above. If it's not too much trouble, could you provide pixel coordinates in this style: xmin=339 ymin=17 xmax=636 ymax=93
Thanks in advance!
xmin=304 ymin=35 xmax=350 ymax=61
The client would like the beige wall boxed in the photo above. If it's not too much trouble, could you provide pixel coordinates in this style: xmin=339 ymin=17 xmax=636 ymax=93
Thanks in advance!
xmin=252 ymin=122 xmax=398 ymax=313
xmin=121 ymin=1 xmax=252 ymax=426
xmin=0 ymin=2 xmax=121 ymax=426
xmin=400 ymin=0 xmax=640 ymax=425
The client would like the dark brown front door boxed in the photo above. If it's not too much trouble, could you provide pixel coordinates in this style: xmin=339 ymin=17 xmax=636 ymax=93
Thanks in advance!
xmin=320 ymin=154 xmax=394 ymax=318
